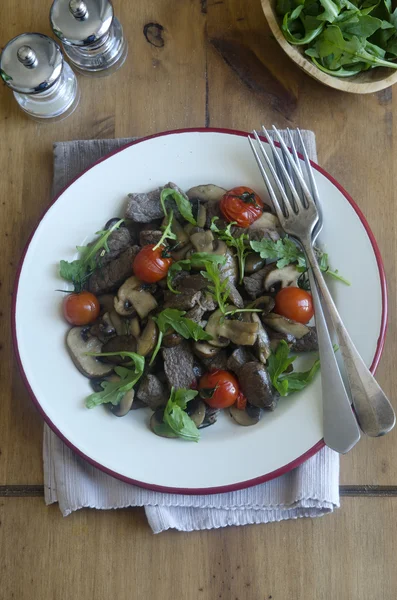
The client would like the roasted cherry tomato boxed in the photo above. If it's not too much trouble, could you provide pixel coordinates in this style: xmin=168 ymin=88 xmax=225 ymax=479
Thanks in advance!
xmin=220 ymin=186 xmax=264 ymax=228
xmin=274 ymin=287 xmax=314 ymax=324
xmin=198 ymin=370 xmax=240 ymax=409
xmin=63 ymin=291 xmax=100 ymax=326
xmin=133 ymin=244 xmax=173 ymax=283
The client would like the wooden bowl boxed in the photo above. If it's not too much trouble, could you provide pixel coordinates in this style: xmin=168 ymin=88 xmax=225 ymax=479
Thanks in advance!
xmin=261 ymin=0 xmax=397 ymax=93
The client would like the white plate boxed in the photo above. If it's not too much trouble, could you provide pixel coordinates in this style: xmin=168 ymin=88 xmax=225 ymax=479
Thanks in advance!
xmin=13 ymin=129 xmax=387 ymax=493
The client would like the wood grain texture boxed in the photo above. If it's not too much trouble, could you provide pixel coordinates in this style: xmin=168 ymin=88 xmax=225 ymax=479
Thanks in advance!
xmin=0 ymin=0 xmax=396 ymax=486
xmin=0 ymin=497 xmax=397 ymax=599
xmin=206 ymin=0 xmax=397 ymax=485
xmin=262 ymin=0 xmax=397 ymax=94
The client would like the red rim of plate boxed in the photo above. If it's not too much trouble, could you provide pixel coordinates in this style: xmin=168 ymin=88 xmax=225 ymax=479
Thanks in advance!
xmin=11 ymin=127 xmax=388 ymax=495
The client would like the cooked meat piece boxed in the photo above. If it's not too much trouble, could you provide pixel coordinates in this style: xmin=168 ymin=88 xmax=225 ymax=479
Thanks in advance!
xmin=126 ymin=188 xmax=163 ymax=222
xmin=205 ymin=201 xmax=226 ymax=229
xmin=200 ymin=350 xmax=228 ymax=372
xmin=238 ymin=362 xmax=279 ymax=410
xmin=185 ymin=304 xmax=206 ymax=323
xmin=102 ymin=227 xmax=132 ymax=264
xmin=243 ymin=265 xmax=274 ymax=299
xmin=139 ymin=230 xmax=163 ymax=246
xmin=88 ymin=246 xmax=140 ymax=295
xmin=136 ymin=374 xmax=168 ymax=410
xmin=290 ymin=328 xmax=318 ymax=353
xmin=163 ymin=340 xmax=196 ymax=389
xmin=164 ymin=289 xmax=201 ymax=310
xmin=177 ymin=273 xmax=208 ymax=292
xmin=227 ymin=347 xmax=256 ymax=374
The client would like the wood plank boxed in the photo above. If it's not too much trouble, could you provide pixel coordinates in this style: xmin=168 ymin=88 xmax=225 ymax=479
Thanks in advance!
xmin=0 ymin=497 xmax=396 ymax=599
xmin=206 ymin=0 xmax=397 ymax=485
xmin=0 ymin=0 xmax=206 ymax=484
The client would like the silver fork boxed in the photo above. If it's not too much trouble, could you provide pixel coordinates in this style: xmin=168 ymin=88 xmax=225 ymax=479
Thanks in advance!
xmin=249 ymin=126 xmax=395 ymax=441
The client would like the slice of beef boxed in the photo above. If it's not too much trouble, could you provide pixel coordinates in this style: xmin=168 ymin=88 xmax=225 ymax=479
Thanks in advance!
xmin=268 ymin=330 xmax=296 ymax=353
xmin=139 ymin=230 xmax=163 ymax=246
xmin=243 ymin=265 xmax=274 ymax=299
xmin=102 ymin=228 xmax=132 ymax=264
xmin=290 ymin=328 xmax=318 ymax=353
xmin=125 ymin=188 xmax=163 ymax=222
xmin=177 ymin=274 xmax=208 ymax=292
xmin=162 ymin=340 xmax=196 ymax=389
xmin=238 ymin=362 xmax=279 ymax=410
xmin=88 ymin=246 xmax=140 ymax=295
xmin=164 ymin=289 xmax=201 ymax=310
xmin=200 ymin=350 xmax=228 ymax=372
xmin=136 ymin=374 xmax=168 ymax=410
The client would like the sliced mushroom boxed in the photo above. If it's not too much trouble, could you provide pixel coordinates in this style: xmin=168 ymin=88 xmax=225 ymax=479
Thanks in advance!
xmin=249 ymin=211 xmax=280 ymax=231
xmin=66 ymin=327 xmax=113 ymax=379
xmin=171 ymin=242 xmax=193 ymax=261
xmin=163 ymin=332 xmax=183 ymax=347
xmin=269 ymin=331 xmax=296 ymax=352
xmin=199 ymin=406 xmax=220 ymax=429
xmin=114 ymin=276 xmax=158 ymax=318
xmin=101 ymin=335 xmax=137 ymax=364
xmin=187 ymin=398 xmax=206 ymax=428
xmin=111 ymin=389 xmax=135 ymax=417
xmin=263 ymin=313 xmax=310 ymax=339
xmin=137 ymin=318 xmax=158 ymax=357
xmin=229 ymin=404 xmax=262 ymax=426
xmin=130 ymin=317 xmax=141 ymax=338
xmin=264 ymin=265 xmax=300 ymax=292
xmin=193 ymin=342 xmax=221 ymax=359
xmin=244 ymin=254 xmax=266 ymax=274
xmin=190 ymin=230 xmax=215 ymax=253
xmin=205 ymin=308 xmax=258 ymax=347
xmin=167 ymin=217 xmax=189 ymax=247
xmin=150 ymin=410 xmax=178 ymax=438
xmin=90 ymin=373 xmax=120 ymax=392
xmin=186 ymin=184 xmax=226 ymax=203
xmin=90 ymin=312 xmax=117 ymax=343
xmin=252 ymin=313 xmax=271 ymax=363
xmin=250 ymin=295 xmax=276 ymax=316
xmin=109 ymin=310 xmax=129 ymax=336
xmin=197 ymin=204 xmax=207 ymax=228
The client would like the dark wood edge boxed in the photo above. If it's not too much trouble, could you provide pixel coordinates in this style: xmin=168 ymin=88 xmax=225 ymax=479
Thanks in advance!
xmin=1 ymin=485 xmax=397 ymax=498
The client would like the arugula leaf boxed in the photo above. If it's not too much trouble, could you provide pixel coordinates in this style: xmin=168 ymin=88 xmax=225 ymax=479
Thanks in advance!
xmin=160 ymin=187 xmax=196 ymax=225
xmin=267 ymin=340 xmax=320 ymax=397
xmin=60 ymin=219 xmax=124 ymax=292
xmin=167 ymin=252 xmax=226 ymax=293
xmin=210 ymin=217 xmax=251 ymax=284
xmin=163 ymin=387 xmax=200 ymax=442
xmin=153 ymin=209 xmax=177 ymax=250
xmin=201 ymin=261 xmax=230 ymax=314
xmin=85 ymin=352 xmax=144 ymax=409
xmin=250 ymin=237 xmax=350 ymax=284
xmin=150 ymin=308 xmax=212 ymax=364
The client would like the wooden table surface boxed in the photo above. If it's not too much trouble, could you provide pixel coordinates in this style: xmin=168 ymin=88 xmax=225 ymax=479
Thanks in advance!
xmin=1 ymin=0 xmax=397 ymax=598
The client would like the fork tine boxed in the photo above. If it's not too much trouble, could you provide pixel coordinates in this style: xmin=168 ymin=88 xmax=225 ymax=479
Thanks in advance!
xmin=287 ymin=128 xmax=303 ymax=175
xmin=261 ymin=126 xmax=301 ymax=214
xmin=248 ymin=135 xmax=288 ymax=222
xmin=296 ymin=128 xmax=321 ymax=206
xmin=271 ymin=126 xmax=313 ymax=209
xmin=252 ymin=130 xmax=293 ymax=218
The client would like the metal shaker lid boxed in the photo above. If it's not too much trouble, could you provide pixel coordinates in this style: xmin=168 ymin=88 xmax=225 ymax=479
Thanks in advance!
xmin=50 ymin=0 xmax=114 ymax=47
xmin=0 ymin=33 xmax=63 ymax=94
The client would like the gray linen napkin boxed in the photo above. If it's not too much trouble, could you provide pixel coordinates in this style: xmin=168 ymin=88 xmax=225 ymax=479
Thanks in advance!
xmin=44 ymin=131 xmax=340 ymax=533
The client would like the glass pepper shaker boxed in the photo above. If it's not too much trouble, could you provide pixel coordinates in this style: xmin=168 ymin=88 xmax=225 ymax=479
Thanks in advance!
xmin=0 ymin=33 xmax=80 ymax=121
xmin=50 ymin=0 xmax=128 ymax=76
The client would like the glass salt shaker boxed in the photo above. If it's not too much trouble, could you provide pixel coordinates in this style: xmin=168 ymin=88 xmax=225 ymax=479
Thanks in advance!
xmin=0 ymin=33 xmax=80 ymax=122
xmin=50 ymin=0 xmax=128 ymax=76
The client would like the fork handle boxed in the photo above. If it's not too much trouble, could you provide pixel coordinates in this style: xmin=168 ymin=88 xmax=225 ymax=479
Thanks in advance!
xmin=308 ymin=270 xmax=360 ymax=453
xmin=302 ymin=240 xmax=395 ymax=437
